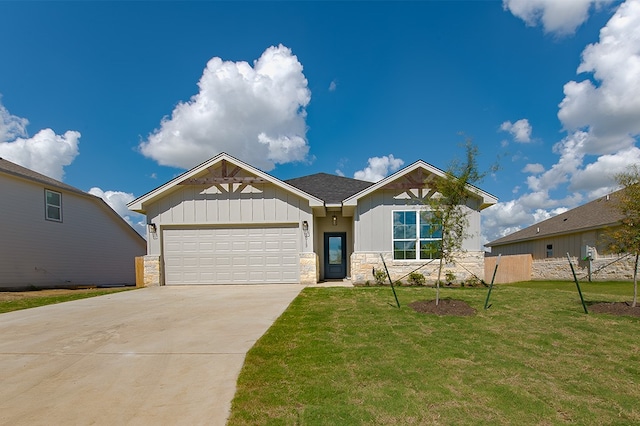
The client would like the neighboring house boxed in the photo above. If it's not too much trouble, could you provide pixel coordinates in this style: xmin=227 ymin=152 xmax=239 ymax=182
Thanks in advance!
xmin=0 ymin=158 xmax=146 ymax=289
xmin=128 ymin=152 xmax=497 ymax=286
xmin=485 ymin=191 xmax=635 ymax=281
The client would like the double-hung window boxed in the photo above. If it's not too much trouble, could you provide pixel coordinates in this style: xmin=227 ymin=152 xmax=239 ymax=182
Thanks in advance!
xmin=393 ymin=210 xmax=442 ymax=260
xmin=45 ymin=189 xmax=62 ymax=222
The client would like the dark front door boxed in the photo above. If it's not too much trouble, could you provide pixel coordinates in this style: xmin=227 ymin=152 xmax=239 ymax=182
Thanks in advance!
xmin=324 ymin=232 xmax=347 ymax=279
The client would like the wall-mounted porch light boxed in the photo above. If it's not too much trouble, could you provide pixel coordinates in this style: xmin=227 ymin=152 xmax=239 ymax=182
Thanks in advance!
xmin=332 ymin=215 xmax=337 ymax=226
xmin=148 ymin=223 xmax=157 ymax=233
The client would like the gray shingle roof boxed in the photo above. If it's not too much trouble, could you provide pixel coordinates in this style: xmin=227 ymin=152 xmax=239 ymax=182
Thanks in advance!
xmin=0 ymin=157 xmax=90 ymax=197
xmin=285 ymin=173 xmax=374 ymax=204
xmin=486 ymin=191 xmax=625 ymax=247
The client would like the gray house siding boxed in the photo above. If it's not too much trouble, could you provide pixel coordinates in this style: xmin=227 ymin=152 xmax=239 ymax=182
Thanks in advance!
xmin=349 ymin=189 xmax=486 ymax=285
xmin=144 ymin=182 xmax=314 ymax=257
xmin=489 ymin=229 xmax=606 ymax=260
xmin=354 ymin=189 xmax=483 ymax=252
xmin=0 ymin=174 xmax=146 ymax=289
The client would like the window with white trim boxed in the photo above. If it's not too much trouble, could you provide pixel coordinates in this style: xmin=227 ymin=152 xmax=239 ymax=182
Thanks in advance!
xmin=45 ymin=189 xmax=62 ymax=222
xmin=393 ymin=210 xmax=442 ymax=260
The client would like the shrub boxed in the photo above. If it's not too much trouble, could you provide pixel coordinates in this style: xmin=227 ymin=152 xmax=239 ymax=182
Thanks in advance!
xmin=373 ymin=268 xmax=388 ymax=285
xmin=465 ymin=276 xmax=482 ymax=287
xmin=445 ymin=270 xmax=456 ymax=284
xmin=407 ymin=272 xmax=426 ymax=286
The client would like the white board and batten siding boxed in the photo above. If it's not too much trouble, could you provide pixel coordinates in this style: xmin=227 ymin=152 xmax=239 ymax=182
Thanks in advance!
xmin=145 ymin=183 xmax=313 ymax=285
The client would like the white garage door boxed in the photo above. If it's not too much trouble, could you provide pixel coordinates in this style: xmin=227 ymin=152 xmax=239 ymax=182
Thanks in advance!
xmin=163 ymin=226 xmax=300 ymax=285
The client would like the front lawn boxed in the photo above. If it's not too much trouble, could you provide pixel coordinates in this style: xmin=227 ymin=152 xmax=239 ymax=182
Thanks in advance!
xmin=228 ymin=283 xmax=639 ymax=425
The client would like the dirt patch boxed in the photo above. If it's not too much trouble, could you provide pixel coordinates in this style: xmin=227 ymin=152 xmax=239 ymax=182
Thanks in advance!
xmin=589 ymin=302 xmax=640 ymax=318
xmin=0 ymin=287 xmax=128 ymax=302
xmin=408 ymin=298 xmax=476 ymax=316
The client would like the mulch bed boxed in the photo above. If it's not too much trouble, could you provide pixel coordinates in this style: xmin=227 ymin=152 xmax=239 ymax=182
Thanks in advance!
xmin=589 ymin=302 xmax=640 ymax=318
xmin=408 ymin=299 xmax=476 ymax=316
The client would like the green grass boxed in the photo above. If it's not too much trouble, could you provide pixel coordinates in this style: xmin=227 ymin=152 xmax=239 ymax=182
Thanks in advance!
xmin=0 ymin=288 xmax=134 ymax=314
xmin=228 ymin=282 xmax=640 ymax=425
xmin=506 ymin=280 xmax=635 ymax=297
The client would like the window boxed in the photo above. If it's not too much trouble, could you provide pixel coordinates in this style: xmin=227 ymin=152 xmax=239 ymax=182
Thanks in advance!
xmin=546 ymin=244 xmax=553 ymax=258
xmin=45 ymin=189 xmax=62 ymax=222
xmin=393 ymin=210 xmax=442 ymax=260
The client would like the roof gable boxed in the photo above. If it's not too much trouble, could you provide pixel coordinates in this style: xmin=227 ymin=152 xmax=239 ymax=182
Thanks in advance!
xmin=343 ymin=160 xmax=498 ymax=209
xmin=486 ymin=192 xmax=624 ymax=247
xmin=128 ymin=152 xmax=324 ymax=213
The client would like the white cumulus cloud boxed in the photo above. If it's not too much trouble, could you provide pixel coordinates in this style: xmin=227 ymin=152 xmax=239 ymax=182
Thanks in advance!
xmin=503 ymin=0 xmax=615 ymax=35
xmin=0 ymin=99 xmax=80 ymax=181
xmin=569 ymin=146 xmax=640 ymax=192
xmin=522 ymin=163 xmax=545 ymax=174
xmin=485 ymin=1 xmax=639 ymax=247
xmin=353 ymin=155 xmax=404 ymax=182
xmin=558 ymin=0 xmax=640 ymax=155
xmin=139 ymin=44 xmax=311 ymax=172
xmin=500 ymin=119 xmax=533 ymax=143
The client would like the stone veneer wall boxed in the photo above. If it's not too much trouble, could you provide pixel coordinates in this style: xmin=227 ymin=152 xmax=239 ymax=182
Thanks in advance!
xmin=143 ymin=255 xmax=161 ymax=287
xmin=350 ymin=251 xmax=485 ymax=285
xmin=532 ymin=254 xmax=637 ymax=281
xmin=299 ymin=252 xmax=319 ymax=285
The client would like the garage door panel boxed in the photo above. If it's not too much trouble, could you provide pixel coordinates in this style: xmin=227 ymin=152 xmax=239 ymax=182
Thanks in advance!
xmin=215 ymin=241 xmax=231 ymax=251
xmin=248 ymin=241 xmax=264 ymax=251
xmin=164 ymin=226 xmax=300 ymax=285
xmin=216 ymin=256 xmax=231 ymax=267
xmin=216 ymin=271 xmax=232 ymax=281
xmin=282 ymin=255 xmax=298 ymax=266
xmin=249 ymin=256 xmax=264 ymax=266
xmin=281 ymin=240 xmax=297 ymax=251
xmin=232 ymin=241 xmax=248 ymax=251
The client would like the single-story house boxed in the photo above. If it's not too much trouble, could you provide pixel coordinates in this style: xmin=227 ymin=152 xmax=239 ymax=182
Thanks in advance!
xmin=128 ymin=152 xmax=498 ymax=286
xmin=0 ymin=157 xmax=147 ymax=289
xmin=485 ymin=191 xmax=635 ymax=281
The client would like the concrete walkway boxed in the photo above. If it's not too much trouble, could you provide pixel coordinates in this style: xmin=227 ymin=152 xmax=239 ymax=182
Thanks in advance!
xmin=0 ymin=285 xmax=303 ymax=426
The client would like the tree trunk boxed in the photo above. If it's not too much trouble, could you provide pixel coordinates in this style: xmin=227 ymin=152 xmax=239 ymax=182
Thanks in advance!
xmin=633 ymin=253 xmax=638 ymax=308
xmin=436 ymin=256 xmax=443 ymax=306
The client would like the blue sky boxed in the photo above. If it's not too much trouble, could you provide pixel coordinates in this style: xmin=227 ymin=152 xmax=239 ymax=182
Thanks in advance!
xmin=1 ymin=0 xmax=639 ymax=244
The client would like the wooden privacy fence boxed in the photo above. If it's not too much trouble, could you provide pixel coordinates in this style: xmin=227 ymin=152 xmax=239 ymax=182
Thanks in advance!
xmin=135 ymin=256 xmax=145 ymax=287
xmin=484 ymin=254 xmax=532 ymax=284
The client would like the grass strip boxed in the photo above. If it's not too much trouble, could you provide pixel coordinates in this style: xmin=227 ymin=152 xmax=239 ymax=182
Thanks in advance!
xmin=0 ymin=288 xmax=133 ymax=314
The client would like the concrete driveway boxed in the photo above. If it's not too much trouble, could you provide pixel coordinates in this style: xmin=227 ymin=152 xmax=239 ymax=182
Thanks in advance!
xmin=0 ymin=285 xmax=303 ymax=426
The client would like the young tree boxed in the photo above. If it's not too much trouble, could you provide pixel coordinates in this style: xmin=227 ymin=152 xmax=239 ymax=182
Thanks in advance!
xmin=607 ymin=165 xmax=640 ymax=307
xmin=427 ymin=138 xmax=496 ymax=305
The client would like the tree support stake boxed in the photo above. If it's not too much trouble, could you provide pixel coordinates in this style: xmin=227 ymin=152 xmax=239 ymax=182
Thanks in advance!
xmin=567 ymin=253 xmax=588 ymax=314
xmin=380 ymin=254 xmax=400 ymax=308
xmin=484 ymin=254 xmax=500 ymax=309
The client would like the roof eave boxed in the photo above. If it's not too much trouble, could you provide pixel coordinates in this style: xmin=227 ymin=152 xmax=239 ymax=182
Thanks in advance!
xmin=486 ymin=222 xmax=621 ymax=247
xmin=127 ymin=153 xmax=323 ymax=212
xmin=343 ymin=160 xmax=498 ymax=208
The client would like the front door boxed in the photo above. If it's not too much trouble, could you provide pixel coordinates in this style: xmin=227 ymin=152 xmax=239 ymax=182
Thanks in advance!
xmin=324 ymin=232 xmax=346 ymax=279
